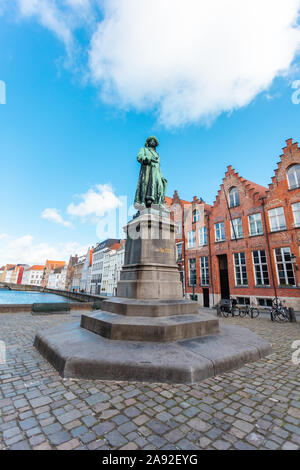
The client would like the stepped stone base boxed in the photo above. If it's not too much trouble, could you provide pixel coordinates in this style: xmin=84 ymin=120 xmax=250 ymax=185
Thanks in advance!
xmin=34 ymin=321 xmax=272 ymax=384
xmin=101 ymin=297 xmax=199 ymax=317
xmin=80 ymin=310 xmax=219 ymax=342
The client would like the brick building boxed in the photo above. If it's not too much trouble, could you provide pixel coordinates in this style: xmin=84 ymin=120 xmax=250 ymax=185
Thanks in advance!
xmin=167 ymin=138 xmax=300 ymax=310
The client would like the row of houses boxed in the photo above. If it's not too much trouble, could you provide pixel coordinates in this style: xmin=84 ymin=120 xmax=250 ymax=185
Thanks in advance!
xmin=0 ymin=241 xmax=125 ymax=297
xmin=165 ymin=137 xmax=300 ymax=310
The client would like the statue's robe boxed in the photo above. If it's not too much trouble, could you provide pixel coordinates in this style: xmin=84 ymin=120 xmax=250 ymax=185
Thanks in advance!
xmin=134 ymin=146 xmax=167 ymax=207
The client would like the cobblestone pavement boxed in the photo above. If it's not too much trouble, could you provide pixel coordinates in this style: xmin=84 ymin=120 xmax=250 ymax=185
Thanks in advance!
xmin=0 ymin=312 xmax=299 ymax=450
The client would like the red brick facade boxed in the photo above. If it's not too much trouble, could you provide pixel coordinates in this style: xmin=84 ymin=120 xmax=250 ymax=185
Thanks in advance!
xmin=167 ymin=138 xmax=300 ymax=310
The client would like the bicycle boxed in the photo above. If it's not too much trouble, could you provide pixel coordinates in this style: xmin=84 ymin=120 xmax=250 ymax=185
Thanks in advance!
xmin=239 ymin=302 xmax=260 ymax=319
xmin=220 ymin=297 xmax=240 ymax=317
xmin=270 ymin=298 xmax=289 ymax=322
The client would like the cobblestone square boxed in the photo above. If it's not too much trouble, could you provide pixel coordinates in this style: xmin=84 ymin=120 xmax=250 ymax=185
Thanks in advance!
xmin=0 ymin=312 xmax=299 ymax=450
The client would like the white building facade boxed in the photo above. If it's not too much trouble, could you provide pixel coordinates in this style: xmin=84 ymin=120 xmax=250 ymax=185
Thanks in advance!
xmin=101 ymin=242 xmax=125 ymax=297
xmin=90 ymin=239 xmax=121 ymax=295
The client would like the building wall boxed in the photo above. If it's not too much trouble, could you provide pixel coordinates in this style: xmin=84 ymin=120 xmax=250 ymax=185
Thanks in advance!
xmin=169 ymin=138 xmax=300 ymax=310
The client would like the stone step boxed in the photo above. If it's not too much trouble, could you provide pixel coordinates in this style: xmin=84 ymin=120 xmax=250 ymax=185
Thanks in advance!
xmin=80 ymin=311 xmax=219 ymax=342
xmin=101 ymin=297 xmax=199 ymax=317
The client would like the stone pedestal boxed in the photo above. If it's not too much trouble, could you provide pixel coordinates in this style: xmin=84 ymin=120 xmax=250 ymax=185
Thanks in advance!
xmin=117 ymin=210 xmax=183 ymax=300
xmin=34 ymin=208 xmax=272 ymax=384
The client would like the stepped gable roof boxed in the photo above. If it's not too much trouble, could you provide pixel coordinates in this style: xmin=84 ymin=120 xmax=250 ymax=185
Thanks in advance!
xmin=265 ymin=137 xmax=300 ymax=194
xmin=213 ymin=165 xmax=268 ymax=207
xmin=165 ymin=191 xmax=191 ymax=207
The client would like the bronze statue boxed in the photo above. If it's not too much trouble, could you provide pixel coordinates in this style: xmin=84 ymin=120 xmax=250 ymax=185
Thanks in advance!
xmin=134 ymin=136 xmax=167 ymax=209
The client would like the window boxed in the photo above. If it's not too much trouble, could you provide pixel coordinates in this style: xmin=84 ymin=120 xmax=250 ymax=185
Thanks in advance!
xmin=229 ymin=187 xmax=239 ymax=207
xmin=188 ymin=231 xmax=195 ymax=248
xmin=176 ymin=243 xmax=183 ymax=261
xmin=248 ymin=213 xmax=263 ymax=236
xmin=234 ymin=252 xmax=248 ymax=286
xmin=252 ymin=250 xmax=270 ymax=286
xmin=199 ymin=227 xmax=207 ymax=246
xmin=215 ymin=222 xmax=225 ymax=242
xmin=200 ymin=257 xmax=209 ymax=286
xmin=231 ymin=218 xmax=243 ymax=239
xmin=268 ymin=207 xmax=286 ymax=232
xmin=287 ymin=164 xmax=300 ymax=189
xmin=292 ymin=202 xmax=300 ymax=227
xmin=236 ymin=297 xmax=250 ymax=305
xmin=274 ymin=247 xmax=296 ymax=286
xmin=176 ymin=221 xmax=182 ymax=236
xmin=257 ymin=298 xmax=273 ymax=307
xmin=193 ymin=210 xmax=200 ymax=223
xmin=189 ymin=258 xmax=196 ymax=286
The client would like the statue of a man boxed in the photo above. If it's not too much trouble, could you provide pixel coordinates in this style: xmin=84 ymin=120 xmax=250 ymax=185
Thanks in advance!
xmin=134 ymin=136 xmax=167 ymax=209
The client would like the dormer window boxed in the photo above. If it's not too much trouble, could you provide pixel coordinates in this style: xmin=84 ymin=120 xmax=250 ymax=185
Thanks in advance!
xmin=229 ymin=187 xmax=239 ymax=207
xmin=287 ymin=164 xmax=300 ymax=189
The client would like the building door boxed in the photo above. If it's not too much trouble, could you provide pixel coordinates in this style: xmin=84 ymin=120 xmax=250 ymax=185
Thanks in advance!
xmin=203 ymin=288 xmax=209 ymax=307
xmin=218 ymin=254 xmax=230 ymax=299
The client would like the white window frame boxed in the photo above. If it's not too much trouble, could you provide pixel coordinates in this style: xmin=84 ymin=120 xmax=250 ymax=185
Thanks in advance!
xmin=199 ymin=226 xmax=207 ymax=246
xmin=287 ymin=164 xmax=300 ymax=189
xmin=292 ymin=202 xmax=300 ymax=228
xmin=193 ymin=210 xmax=200 ymax=223
xmin=248 ymin=213 xmax=263 ymax=236
xmin=252 ymin=250 xmax=270 ymax=286
xmin=176 ymin=242 xmax=183 ymax=261
xmin=234 ymin=252 xmax=248 ymax=286
xmin=188 ymin=258 xmax=196 ymax=286
xmin=274 ymin=247 xmax=296 ymax=286
xmin=176 ymin=221 xmax=182 ymax=236
xmin=200 ymin=256 xmax=209 ymax=286
xmin=231 ymin=218 xmax=243 ymax=239
xmin=268 ymin=207 xmax=286 ymax=232
xmin=215 ymin=222 xmax=225 ymax=242
xmin=188 ymin=231 xmax=195 ymax=248
xmin=229 ymin=187 xmax=239 ymax=208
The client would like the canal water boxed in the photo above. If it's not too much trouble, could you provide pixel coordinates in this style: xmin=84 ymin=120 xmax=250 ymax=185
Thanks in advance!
xmin=0 ymin=289 xmax=75 ymax=304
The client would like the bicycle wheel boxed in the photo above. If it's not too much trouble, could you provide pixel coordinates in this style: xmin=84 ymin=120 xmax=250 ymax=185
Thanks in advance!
xmin=221 ymin=307 xmax=229 ymax=318
xmin=239 ymin=308 xmax=247 ymax=318
xmin=273 ymin=309 xmax=285 ymax=322
xmin=251 ymin=307 xmax=259 ymax=318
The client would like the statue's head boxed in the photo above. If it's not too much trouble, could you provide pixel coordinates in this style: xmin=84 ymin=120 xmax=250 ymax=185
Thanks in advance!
xmin=145 ymin=136 xmax=159 ymax=149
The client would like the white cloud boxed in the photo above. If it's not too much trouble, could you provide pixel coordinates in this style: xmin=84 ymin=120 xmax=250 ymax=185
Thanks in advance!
xmin=67 ymin=184 xmax=121 ymax=218
xmin=41 ymin=208 xmax=71 ymax=227
xmin=0 ymin=234 xmax=7 ymax=240
xmin=89 ymin=0 xmax=300 ymax=127
xmin=14 ymin=0 xmax=300 ymax=127
xmin=17 ymin=0 xmax=73 ymax=47
xmin=0 ymin=234 xmax=88 ymax=266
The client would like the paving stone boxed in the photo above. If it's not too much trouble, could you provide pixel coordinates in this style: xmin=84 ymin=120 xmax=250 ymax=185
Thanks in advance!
xmin=105 ymin=430 xmax=127 ymax=448
xmin=188 ymin=417 xmax=211 ymax=432
xmin=48 ymin=431 xmax=72 ymax=446
xmin=1 ymin=312 xmax=299 ymax=451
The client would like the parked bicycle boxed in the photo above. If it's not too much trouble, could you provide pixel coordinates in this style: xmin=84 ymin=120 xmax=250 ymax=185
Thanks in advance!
xmin=239 ymin=302 xmax=260 ymax=319
xmin=270 ymin=298 xmax=289 ymax=322
xmin=220 ymin=297 xmax=240 ymax=317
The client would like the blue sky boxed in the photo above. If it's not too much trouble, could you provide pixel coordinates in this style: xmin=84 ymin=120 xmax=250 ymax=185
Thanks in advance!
xmin=1 ymin=1 xmax=300 ymax=265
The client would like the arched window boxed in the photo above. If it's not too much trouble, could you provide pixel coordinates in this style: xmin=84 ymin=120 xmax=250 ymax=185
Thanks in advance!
xmin=193 ymin=209 xmax=200 ymax=223
xmin=229 ymin=187 xmax=239 ymax=208
xmin=287 ymin=164 xmax=300 ymax=189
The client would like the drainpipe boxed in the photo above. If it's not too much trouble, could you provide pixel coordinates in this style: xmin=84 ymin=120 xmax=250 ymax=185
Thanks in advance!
xmin=206 ymin=212 xmax=215 ymax=307
xmin=261 ymin=197 xmax=278 ymax=301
